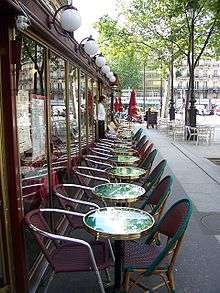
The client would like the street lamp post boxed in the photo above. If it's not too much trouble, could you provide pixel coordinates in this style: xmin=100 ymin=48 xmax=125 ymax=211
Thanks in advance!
xmin=186 ymin=3 xmax=197 ymax=127
xmin=143 ymin=61 xmax=146 ymax=113
xmin=169 ymin=48 xmax=175 ymax=120
xmin=160 ymin=59 xmax=163 ymax=117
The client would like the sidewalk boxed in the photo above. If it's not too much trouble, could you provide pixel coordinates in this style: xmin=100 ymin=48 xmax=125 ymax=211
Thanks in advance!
xmin=141 ymin=125 xmax=220 ymax=292
xmin=38 ymin=126 xmax=220 ymax=293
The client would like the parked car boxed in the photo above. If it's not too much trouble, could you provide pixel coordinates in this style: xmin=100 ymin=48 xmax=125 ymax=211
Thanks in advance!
xmin=215 ymin=105 xmax=220 ymax=115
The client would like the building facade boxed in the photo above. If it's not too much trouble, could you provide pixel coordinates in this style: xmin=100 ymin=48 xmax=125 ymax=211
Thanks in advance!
xmin=174 ymin=60 xmax=220 ymax=112
xmin=121 ymin=70 xmax=164 ymax=113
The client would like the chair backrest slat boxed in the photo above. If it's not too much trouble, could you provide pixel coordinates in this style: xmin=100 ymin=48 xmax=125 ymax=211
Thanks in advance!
xmin=145 ymin=198 xmax=192 ymax=275
xmin=139 ymin=149 xmax=157 ymax=171
xmin=136 ymin=135 xmax=147 ymax=151
xmin=141 ymin=176 xmax=172 ymax=217
xmin=25 ymin=210 xmax=57 ymax=262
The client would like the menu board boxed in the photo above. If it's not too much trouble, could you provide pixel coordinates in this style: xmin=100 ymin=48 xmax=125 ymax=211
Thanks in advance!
xmin=31 ymin=94 xmax=46 ymax=160
xmin=17 ymin=90 xmax=32 ymax=153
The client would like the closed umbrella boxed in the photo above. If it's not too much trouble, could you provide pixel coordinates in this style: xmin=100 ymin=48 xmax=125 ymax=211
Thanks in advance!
xmin=118 ymin=97 xmax=123 ymax=112
xmin=114 ymin=97 xmax=119 ymax=112
xmin=128 ymin=89 xmax=138 ymax=118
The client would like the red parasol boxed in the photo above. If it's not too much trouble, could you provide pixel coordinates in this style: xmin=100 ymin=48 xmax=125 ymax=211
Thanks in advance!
xmin=114 ymin=97 xmax=119 ymax=112
xmin=118 ymin=97 xmax=123 ymax=112
xmin=128 ymin=89 xmax=138 ymax=117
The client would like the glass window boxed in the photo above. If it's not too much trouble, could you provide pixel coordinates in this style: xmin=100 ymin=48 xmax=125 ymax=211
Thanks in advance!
xmin=80 ymin=72 xmax=87 ymax=147
xmin=87 ymin=78 xmax=95 ymax=142
xmin=50 ymin=53 xmax=68 ymax=177
xmin=69 ymin=64 xmax=79 ymax=154
xmin=16 ymin=35 xmax=48 ymax=271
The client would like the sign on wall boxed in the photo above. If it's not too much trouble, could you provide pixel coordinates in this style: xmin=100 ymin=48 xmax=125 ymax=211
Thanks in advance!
xmin=31 ymin=94 xmax=46 ymax=160
xmin=17 ymin=90 xmax=32 ymax=153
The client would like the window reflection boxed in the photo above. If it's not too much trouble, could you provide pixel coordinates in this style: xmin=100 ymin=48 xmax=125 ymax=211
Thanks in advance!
xmin=69 ymin=64 xmax=79 ymax=154
xmin=102 ymin=90 xmax=110 ymax=126
xmin=50 ymin=54 xmax=68 ymax=175
xmin=87 ymin=78 xmax=95 ymax=142
xmin=16 ymin=35 xmax=49 ymax=271
xmin=80 ymin=72 xmax=87 ymax=146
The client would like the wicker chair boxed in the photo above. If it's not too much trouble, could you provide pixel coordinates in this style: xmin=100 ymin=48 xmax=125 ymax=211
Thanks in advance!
xmin=122 ymin=198 xmax=192 ymax=292
xmin=54 ymin=188 xmax=115 ymax=262
xmin=25 ymin=208 xmax=112 ymax=293
xmin=135 ymin=135 xmax=147 ymax=151
xmin=54 ymin=185 xmax=98 ymax=228
xmin=142 ymin=160 xmax=167 ymax=193
xmin=84 ymin=157 xmax=113 ymax=170
xmin=73 ymin=166 xmax=110 ymax=186
xmin=138 ymin=140 xmax=149 ymax=158
xmin=139 ymin=149 xmax=158 ymax=172
xmin=140 ymin=143 xmax=154 ymax=161
xmin=133 ymin=128 xmax=143 ymax=142
xmin=140 ymin=176 xmax=173 ymax=221
xmin=22 ymin=170 xmax=59 ymax=211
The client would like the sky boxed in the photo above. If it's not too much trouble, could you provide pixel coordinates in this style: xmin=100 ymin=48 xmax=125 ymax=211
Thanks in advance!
xmin=73 ymin=0 xmax=118 ymax=42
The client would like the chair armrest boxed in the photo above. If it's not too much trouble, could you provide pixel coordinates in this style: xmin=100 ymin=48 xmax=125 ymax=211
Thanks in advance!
xmin=85 ymin=158 xmax=113 ymax=169
xmin=85 ymin=155 xmax=110 ymax=161
xmin=75 ymin=170 xmax=110 ymax=183
xmin=22 ymin=172 xmax=47 ymax=182
xmin=30 ymin=209 xmax=92 ymax=248
xmin=54 ymin=183 xmax=93 ymax=192
xmin=76 ymin=166 xmax=107 ymax=174
xmin=22 ymin=183 xmax=44 ymax=189
xmin=95 ymin=143 xmax=112 ymax=150
xmin=93 ymin=147 xmax=111 ymax=153
xmin=90 ymin=150 xmax=113 ymax=157
xmin=55 ymin=193 xmax=100 ymax=209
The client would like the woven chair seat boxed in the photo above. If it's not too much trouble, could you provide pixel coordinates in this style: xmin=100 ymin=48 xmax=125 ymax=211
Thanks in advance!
xmin=122 ymin=241 xmax=169 ymax=270
xmin=51 ymin=240 xmax=112 ymax=273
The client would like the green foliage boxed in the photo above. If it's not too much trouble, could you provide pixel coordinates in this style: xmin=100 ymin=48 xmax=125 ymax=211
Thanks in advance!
xmin=95 ymin=0 xmax=220 ymax=93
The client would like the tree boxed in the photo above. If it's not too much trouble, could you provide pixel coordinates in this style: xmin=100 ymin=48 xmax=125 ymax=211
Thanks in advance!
xmin=96 ymin=0 xmax=220 ymax=125
xmin=95 ymin=15 xmax=146 ymax=89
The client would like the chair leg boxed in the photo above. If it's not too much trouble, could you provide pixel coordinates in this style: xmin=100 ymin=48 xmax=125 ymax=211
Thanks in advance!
xmin=104 ymin=268 xmax=111 ymax=284
xmin=107 ymin=239 xmax=115 ymax=263
xmin=88 ymin=248 xmax=106 ymax=293
xmin=167 ymin=270 xmax=176 ymax=293
xmin=123 ymin=271 xmax=131 ymax=291
xmin=43 ymin=270 xmax=55 ymax=293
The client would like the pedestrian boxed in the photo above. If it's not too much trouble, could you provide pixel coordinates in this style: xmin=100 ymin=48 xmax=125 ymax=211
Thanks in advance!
xmin=145 ymin=107 xmax=152 ymax=129
xmin=98 ymin=95 xmax=106 ymax=139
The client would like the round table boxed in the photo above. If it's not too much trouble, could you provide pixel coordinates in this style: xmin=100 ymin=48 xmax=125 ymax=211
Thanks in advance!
xmin=108 ymin=166 xmax=147 ymax=182
xmin=84 ymin=207 xmax=155 ymax=291
xmin=111 ymin=147 xmax=137 ymax=156
xmin=110 ymin=155 xmax=139 ymax=166
xmin=92 ymin=182 xmax=146 ymax=204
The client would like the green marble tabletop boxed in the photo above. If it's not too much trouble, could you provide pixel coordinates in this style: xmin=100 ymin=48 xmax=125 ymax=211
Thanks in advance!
xmin=110 ymin=155 xmax=139 ymax=165
xmin=93 ymin=182 xmax=145 ymax=203
xmin=111 ymin=147 xmax=137 ymax=155
xmin=83 ymin=207 xmax=155 ymax=240
xmin=109 ymin=166 xmax=146 ymax=180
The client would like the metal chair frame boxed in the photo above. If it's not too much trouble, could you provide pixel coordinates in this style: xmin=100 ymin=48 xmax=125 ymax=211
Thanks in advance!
xmin=25 ymin=208 xmax=110 ymax=293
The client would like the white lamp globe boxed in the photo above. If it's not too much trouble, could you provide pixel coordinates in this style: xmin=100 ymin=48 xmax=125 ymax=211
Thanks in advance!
xmin=84 ymin=38 xmax=98 ymax=56
xmin=106 ymin=71 xmax=113 ymax=78
xmin=95 ymin=56 xmax=106 ymax=67
xmin=101 ymin=65 xmax=110 ymax=74
xmin=110 ymin=76 xmax=116 ymax=83
xmin=60 ymin=8 xmax=81 ymax=32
